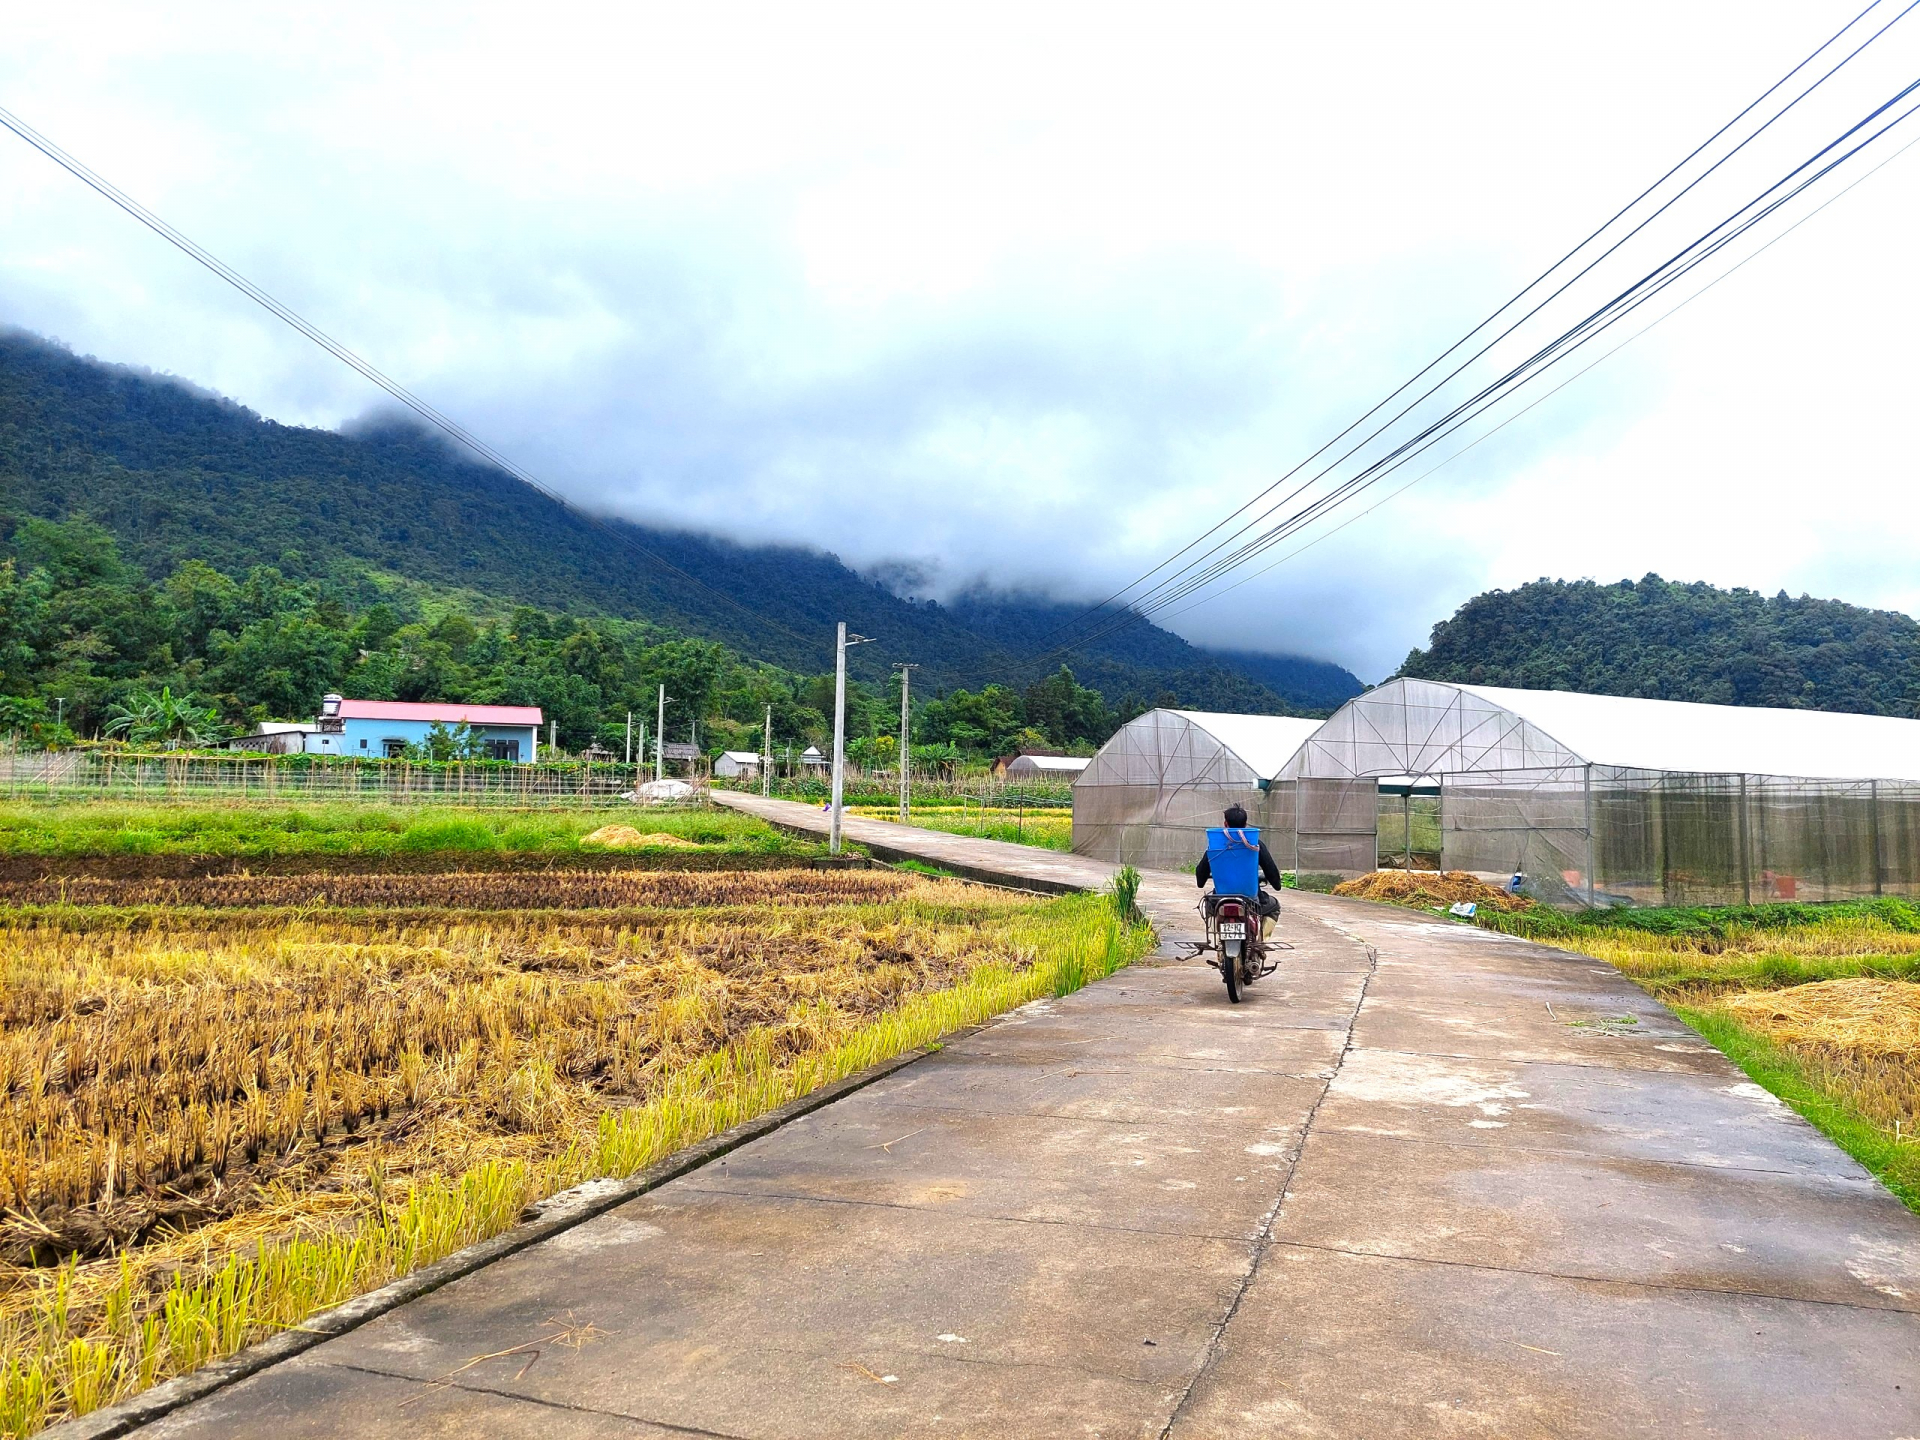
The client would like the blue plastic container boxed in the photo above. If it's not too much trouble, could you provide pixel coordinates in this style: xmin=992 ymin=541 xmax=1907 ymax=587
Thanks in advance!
xmin=1206 ymin=827 xmax=1262 ymax=896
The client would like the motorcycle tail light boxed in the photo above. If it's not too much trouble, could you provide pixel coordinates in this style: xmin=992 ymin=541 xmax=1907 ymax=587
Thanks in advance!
xmin=1219 ymin=901 xmax=1243 ymax=919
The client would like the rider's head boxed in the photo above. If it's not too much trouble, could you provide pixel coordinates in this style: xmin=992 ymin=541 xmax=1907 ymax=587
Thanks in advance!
xmin=1223 ymin=804 xmax=1248 ymax=828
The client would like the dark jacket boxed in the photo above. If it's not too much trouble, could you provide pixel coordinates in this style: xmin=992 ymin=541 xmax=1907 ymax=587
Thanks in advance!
xmin=1196 ymin=840 xmax=1283 ymax=892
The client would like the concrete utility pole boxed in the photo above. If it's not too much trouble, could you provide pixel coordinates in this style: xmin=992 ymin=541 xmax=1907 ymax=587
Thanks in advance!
xmin=655 ymin=685 xmax=669 ymax=782
xmin=893 ymin=663 xmax=918 ymax=823
xmin=624 ymin=711 xmax=633 ymax=766
xmin=762 ymin=705 xmax=773 ymax=799
xmin=549 ymin=719 xmax=557 ymax=755
xmin=829 ymin=622 xmax=873 ymax=856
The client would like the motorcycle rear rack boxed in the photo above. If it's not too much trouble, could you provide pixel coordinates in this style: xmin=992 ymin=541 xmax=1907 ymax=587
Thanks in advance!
xmin=1185 ymin=941 xmax=1287 ymax=979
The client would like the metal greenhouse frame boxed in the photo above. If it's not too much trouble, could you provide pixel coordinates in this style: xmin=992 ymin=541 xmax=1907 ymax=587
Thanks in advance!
xmin=1275 ymin=679 xmax=1920 ymax=906
xmin=1071 ymin=710 xmax=1323 ymax=872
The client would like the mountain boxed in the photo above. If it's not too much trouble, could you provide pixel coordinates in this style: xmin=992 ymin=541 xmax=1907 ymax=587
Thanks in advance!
xmin=0 ymin=330 xmax=1358 ymax=711
xmin=1398 ymin=575 xmax=1920 ymax=717
xmin=1196 ymin=647 xmax=1366 ymax=712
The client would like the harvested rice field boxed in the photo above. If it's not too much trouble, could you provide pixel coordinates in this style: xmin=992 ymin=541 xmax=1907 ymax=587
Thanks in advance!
xmin=1487 ymin=899 xmax=1920 ymax=1210
xmin=0 ymin=867 xmax=917 ymax=911
xmin=0 ymin=831 xmax=1150 ymax=1435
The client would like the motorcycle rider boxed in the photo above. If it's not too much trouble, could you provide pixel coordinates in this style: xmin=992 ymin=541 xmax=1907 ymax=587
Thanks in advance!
xmin=1194 ymin=804 xmax=1283 ymax=937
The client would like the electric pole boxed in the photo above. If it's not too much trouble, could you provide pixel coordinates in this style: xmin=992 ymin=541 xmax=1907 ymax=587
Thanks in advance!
xmin=893 ymin=663 xmax=918 ymax=823
xmin=624 ymin=710 xmax=633 ymax=766
xmin=763 ymin=704 xmax=773 ymax=799
xmin=655 ymin=685 xmax=670 ymax=781
xmin=829 ymin=622 xmax=873 ymax=856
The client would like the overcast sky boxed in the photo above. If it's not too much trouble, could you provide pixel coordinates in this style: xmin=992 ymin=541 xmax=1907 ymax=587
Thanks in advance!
xmin=3 ymin=2 xmax=1916 ymax=680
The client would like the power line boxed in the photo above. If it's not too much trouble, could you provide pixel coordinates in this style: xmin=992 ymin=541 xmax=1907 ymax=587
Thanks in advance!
xmin=0 ymin=102 xmax=832 ymax=664
xmin=1161 ymin=127 xmax=1920 ymax=622
xmin=1017 ymin=1 xmax=1914 ymax=667
xmin=1038 ymin=62 xmax=1920 ymax=660
xmin=1157 ymin=69 xmax=1920 ymax=603
xmin=1102 ymin=6 xmax=1919 ymax=625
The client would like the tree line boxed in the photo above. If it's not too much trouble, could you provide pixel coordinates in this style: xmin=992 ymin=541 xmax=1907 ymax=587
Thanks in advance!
xmin=0 ymin=516 xmax=1142 ymax=759
xmin=1398 ymin=574 xmax=1920 ymax=716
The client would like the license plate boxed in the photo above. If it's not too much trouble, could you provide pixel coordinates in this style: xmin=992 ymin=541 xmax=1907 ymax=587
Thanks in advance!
xmin=1219 ymin=922 xmax=1246 ymax=939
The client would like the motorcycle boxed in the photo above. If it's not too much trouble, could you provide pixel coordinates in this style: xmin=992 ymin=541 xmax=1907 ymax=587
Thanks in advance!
xmin=1200 ymin=891 xmax=1278 ymax=1003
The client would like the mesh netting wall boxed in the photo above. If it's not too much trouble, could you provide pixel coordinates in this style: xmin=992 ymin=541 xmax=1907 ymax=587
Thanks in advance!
xmin=1587 ymin=770 xmax=1920 ymax=906
xmin=1440 ymin=769 xmax=1920 ymax=907
xmin=1442 ymin=766 xmax=1593 ymax=904
xmin=1072 ymin=711 xmax=1285 ymax=873
xmin=1295 ymin=778 xmax=1376 ymax=888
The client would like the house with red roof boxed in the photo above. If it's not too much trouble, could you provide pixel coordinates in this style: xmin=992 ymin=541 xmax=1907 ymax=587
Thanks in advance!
xmin=300 ymin=694 xmax=545 ymax=763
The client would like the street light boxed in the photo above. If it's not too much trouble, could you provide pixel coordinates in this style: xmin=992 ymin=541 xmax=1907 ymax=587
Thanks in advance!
xmin=830 ymin=623 xmax=873 ymax=856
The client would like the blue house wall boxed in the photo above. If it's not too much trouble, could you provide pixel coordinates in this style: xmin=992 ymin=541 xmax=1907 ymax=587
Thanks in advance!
xmin=304 ymin=719 xmax=540 ymax=762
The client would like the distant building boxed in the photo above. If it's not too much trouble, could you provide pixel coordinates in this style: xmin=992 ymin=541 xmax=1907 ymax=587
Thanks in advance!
xmin=223 ymin=722 xmax=319 ymax=755
xmin=990 ymin=746 xmax=1063 ymax=777
xmin=798 ymin=746 xmax=829 ymax=769
xmin=303 ymin=695 xmax=544 ymax=763
xmin=713 ymin=751 xmax=764 ymax=779
xmin=1002 ymin=754 xmax=1090 ymax=781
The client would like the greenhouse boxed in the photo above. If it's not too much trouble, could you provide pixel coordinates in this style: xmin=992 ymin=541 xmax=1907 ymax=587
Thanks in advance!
xmin=1072 ymin=709 xmax=1324 ymax=871
xmin=1275 ymin=678 xmax=1920 ymax=906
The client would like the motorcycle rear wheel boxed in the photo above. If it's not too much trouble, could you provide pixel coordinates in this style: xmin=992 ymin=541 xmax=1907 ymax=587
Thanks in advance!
xmin=1223 ymin=947 xmax=1241 ymax=1003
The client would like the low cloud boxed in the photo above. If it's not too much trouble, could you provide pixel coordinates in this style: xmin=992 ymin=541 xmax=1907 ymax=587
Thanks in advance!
xmin=3 ymin=3 xmax=1916 ymax=682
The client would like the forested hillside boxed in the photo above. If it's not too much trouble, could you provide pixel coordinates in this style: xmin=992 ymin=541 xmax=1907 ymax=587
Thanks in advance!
xmin=0 ymin=510 xmax=1149 ymax=757
xmin=0 ymin=330 xmax=1357 ymax=712
xmin=1399 ymin=575 xmax=1920 ymax=716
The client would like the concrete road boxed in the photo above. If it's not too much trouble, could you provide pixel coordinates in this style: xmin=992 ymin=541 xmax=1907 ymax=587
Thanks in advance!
xmin=138 ymin=796 xmax=1920 ymax=1438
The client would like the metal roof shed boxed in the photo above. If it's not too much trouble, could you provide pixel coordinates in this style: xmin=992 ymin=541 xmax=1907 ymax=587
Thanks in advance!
xmin=1071 ymin=709 xmax=1323 ymax=871
xmin=1276 ymin=678 xmax=1920 ymax=906
xmin=1004 ymin=754 xmax=1091 ymax=780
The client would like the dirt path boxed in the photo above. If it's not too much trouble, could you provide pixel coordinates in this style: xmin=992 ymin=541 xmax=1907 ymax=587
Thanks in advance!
xmin=124 ymin=796 xmax=1920 ymax=1438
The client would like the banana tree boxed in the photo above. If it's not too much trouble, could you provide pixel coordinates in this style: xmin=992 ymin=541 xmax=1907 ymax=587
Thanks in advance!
xmin=102 ymin=686 xmax=226 ymax=747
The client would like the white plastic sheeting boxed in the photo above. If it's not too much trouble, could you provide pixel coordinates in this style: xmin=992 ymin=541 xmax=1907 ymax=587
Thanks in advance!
xmin=1072 ymin=710 xmax=1321 ymax=871
xmin=1458 ymin=686 xmax=1920 ymax=782
xmin=1279 ymin=680 xmax=1920 ymax=784
xmin=1277 ymin=679 xmax=1920 ymax=906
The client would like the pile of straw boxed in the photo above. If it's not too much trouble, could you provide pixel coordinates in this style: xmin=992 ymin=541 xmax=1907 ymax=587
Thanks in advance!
xmin=1332 ymin=869 xmax=1533 ymax=912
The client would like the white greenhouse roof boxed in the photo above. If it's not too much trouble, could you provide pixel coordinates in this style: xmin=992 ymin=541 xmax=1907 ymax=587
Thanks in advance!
xmin=1168 ymin=710 xmax=1325 ymax=776
xmin=1455 ymin=685 xmax=1920 ymax=782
